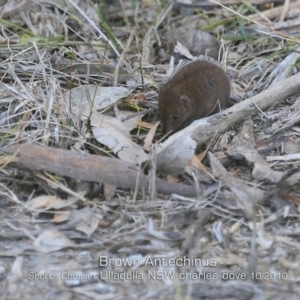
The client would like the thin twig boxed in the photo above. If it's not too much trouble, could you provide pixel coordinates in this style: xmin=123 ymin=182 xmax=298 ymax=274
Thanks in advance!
xmin=113 ymin=29 xmax=136 ymax=87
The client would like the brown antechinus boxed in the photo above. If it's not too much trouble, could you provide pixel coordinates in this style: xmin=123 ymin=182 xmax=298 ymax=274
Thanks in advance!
xmin=159 ymin=60 xmax=230 ymax=135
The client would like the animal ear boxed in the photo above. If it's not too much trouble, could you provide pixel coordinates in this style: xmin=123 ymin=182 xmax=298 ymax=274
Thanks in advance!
xmin=180 ymin=95 xmax=191 ymax=109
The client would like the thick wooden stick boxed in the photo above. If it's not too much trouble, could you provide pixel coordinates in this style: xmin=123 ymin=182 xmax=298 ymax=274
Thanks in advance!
xmin=4 ymin=144 xmax=197 ymax=197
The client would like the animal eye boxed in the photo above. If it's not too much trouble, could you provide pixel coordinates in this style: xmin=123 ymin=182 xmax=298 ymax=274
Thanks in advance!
xmin=173 ymin=114 xmax=178 ymax=120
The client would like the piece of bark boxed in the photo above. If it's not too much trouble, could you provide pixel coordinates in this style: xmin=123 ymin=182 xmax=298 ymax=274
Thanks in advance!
xmin=227 ymin=120 xmax=286 ymax=183
xmin=208 ymin=152 xmax=264 ymax=219
xmin=3 ymin=144 xmax=197 ymax=197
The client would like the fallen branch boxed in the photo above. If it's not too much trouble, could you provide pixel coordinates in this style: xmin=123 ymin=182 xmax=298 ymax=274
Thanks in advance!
xmin=3 ymin=144 xmax=197 ymax=197
xmin=192 ymin=71 xmax=300 ymax=143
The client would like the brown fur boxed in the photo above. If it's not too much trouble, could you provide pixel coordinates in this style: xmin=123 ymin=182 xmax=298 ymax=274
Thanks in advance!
xmin=159 ymin=60 xmax=230 ymax=134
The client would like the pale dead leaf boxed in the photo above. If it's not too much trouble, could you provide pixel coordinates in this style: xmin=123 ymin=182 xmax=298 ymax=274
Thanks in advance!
xmin=174 ymin=41 xmax=196 ymax=60
xmin=26 ymin=195 xmax=77 ymax=211
xmin=120 ymin=110 xmax=141 ymax=131
xmin=91 ymin=112 xmax=149 ymax=164
xmin=279 ymin=257 xmax=299 ymax=270
xmin=33 ymin=229 xmax=74 ymax=253
xmin=75 ymin=210 xmax=99 ymax=237
xmin=65 ymin=84 xmax=129 ymax=117
xmin=98 ymin=219 xmax=110 ymax=227
xmin=230 ymin=221 xmax=243 ymax=234
xmin=11 ymin=256 xmax=23 ymax=278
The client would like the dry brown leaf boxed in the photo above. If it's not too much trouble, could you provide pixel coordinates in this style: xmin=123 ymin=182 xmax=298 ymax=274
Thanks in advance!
xmin=139 ymin=121 xmax=155 ymax=129
xmin=136 ymin=93 xmax=147 ymax=101
xmin=52 ymin=211 xmax=70 ymax=223
xmin=166 ymin=174 xmax=180 ymax=183
xmin=189 ymin=155 xmax=207 ymax=172
xmin=104 ymin=183 xmax=116 ymax=201
xmin=229 ymin=168 xmax=240 ymax=177
xmin=143 ymin=121 xmax=160 ymax=151
xmin=195 ymin=150 xmax=207 ymax=162
xmin=26 ymin=195 xmax=78 ymax=211
xmin=283 ymin=194 xmax=300 ymax=206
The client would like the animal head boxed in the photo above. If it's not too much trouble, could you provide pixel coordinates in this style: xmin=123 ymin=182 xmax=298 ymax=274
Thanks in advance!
xmin=159 ymin=91 xmax=193 ymax=134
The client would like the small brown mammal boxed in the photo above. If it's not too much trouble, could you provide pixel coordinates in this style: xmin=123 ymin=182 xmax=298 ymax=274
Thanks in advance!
xmin=159 ymin=60 xmax=230 ymax=134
